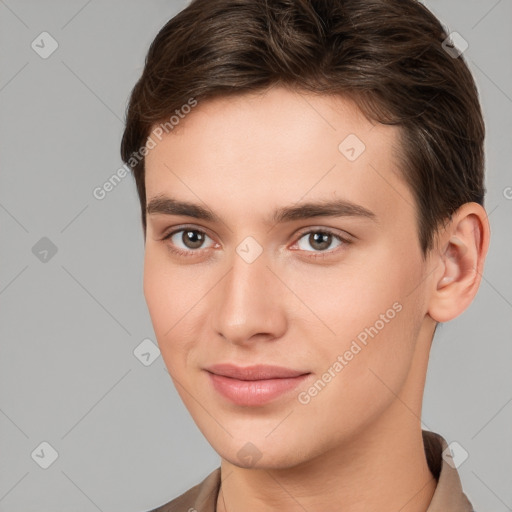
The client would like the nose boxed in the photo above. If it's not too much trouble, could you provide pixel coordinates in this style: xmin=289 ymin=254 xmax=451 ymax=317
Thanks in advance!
xmin=210 ymin=248 xmax=287 ymax=346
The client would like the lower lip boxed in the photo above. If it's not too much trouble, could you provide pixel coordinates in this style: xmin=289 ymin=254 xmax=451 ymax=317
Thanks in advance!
xmin=207 ymin=372 xmax=310 ymax=406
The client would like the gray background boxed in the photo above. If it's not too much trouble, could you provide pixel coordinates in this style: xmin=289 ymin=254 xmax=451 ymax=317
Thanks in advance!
xmin=0 ymin=1 xmax=510 ymax=511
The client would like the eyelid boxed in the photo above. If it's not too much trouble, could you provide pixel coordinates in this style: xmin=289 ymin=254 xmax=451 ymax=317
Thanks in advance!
xmin=293 ymin=225 xmax=354 ymax=243
xmin=161 ymin=224 xmax=215 ymax=242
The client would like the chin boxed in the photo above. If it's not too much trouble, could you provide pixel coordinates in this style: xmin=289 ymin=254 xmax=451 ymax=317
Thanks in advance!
xmin=213 ymin=436 xmax=312 ymax=470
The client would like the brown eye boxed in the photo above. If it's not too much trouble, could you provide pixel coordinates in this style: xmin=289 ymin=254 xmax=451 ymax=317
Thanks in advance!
xmin=163 ymin=228 xmax=215 ymax=255
xmin=181 ymin=230 xmax=206 ymax=249
xmin=309 ymin=232 xmax=332 ymax=251
xmin=296 ymin=230 xmax=344 ymax=253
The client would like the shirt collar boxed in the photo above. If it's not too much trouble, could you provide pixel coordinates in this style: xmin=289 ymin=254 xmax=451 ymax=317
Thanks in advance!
xmin=422 ymin=430 xmax=475 ymax=512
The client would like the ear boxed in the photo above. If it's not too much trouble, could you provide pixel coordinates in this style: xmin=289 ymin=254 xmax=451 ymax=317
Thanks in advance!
xmin=427 ymin=202 xmax=490 ymax=323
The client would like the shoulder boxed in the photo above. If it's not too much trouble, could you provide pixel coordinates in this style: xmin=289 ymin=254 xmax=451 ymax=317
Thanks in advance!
xmin=147 ymin=467 xmax=221 ymax=512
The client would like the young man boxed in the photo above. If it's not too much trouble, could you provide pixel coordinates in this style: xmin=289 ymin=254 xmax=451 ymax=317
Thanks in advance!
xmin=121 ymin=0 xmax=490 ymax=510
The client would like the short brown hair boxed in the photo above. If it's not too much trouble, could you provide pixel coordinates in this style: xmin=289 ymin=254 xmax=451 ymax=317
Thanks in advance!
xmin=120 ymin=0 xmax=485 ymax=254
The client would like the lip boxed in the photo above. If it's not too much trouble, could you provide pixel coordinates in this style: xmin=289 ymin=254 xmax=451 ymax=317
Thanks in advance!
xmin=205 ymin=363 xmax=309 ymax=380
xmin=205 ymin=364 xmax=311 ymax=406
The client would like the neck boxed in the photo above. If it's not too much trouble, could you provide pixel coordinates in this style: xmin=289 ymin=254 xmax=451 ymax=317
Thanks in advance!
xmin=217 ymin=415 xmax=436 ymax=512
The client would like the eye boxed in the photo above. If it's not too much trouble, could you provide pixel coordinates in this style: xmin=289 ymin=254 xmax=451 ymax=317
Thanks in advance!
xmin=161 ymin=225 xmax=351 ymax=260
xmin=293 ymin=229 xmax=350 ymax=255
xmin=162 ymin=227 xmax=216 ymax=256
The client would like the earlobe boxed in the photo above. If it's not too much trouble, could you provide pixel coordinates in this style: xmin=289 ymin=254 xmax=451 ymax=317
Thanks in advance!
xmin=428 ymin=203 xmax=490 ymax=323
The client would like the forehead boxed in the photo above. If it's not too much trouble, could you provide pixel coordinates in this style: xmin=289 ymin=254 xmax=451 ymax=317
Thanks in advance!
xmin=144 ymin=87 xmax=414 ymax=229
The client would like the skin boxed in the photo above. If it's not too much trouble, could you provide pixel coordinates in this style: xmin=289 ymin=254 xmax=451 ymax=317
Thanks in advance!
xmin=143 ymin=85 xmax=489 ymax=512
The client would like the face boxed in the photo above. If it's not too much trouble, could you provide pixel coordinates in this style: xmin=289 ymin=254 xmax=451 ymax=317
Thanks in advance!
xmin=143 ymin=86 xmax=434 ymax=469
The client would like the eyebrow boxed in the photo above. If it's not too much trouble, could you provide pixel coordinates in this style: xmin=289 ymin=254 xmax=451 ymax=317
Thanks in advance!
xmin=146 ymin=195 xmax=377 ymax=225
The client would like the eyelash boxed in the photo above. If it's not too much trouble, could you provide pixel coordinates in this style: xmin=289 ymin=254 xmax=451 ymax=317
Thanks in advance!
xmin=161 ymin=225 xmax=352 ymax=260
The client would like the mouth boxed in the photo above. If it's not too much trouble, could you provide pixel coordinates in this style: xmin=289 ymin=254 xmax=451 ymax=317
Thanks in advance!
xmin=204 ymin=363 xmax=311 ymax=406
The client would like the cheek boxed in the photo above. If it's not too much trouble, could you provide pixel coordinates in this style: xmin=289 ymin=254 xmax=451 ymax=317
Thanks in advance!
xmin=286 ymin=249 xmax=416 ymax=341
xmin=288 ymin=282 xmax=421 ymax=444
xmin=143 ymin=250 xmax=170 ymax=331
xmin=288 ymin=249 xmax=423 ymax=389
xmin=143 ymin=249 xmax=194 ymax=365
